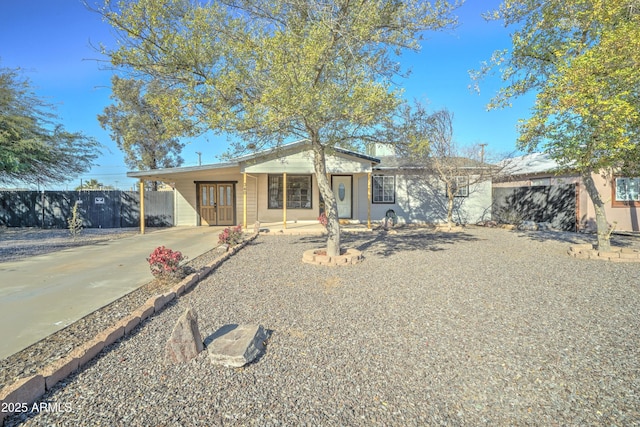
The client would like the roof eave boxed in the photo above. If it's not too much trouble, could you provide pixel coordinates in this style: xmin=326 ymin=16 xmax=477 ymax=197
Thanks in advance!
xmin=127 ymin=161 xmax=240 ymax=179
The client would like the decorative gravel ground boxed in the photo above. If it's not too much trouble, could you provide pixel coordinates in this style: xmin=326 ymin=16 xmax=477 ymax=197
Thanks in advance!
xmin=4 ymin=227 xmax=640 ymax=426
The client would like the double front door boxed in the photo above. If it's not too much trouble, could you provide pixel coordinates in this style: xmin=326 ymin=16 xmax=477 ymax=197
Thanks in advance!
xmin=198 ymin=183 xmax=235 ymax=226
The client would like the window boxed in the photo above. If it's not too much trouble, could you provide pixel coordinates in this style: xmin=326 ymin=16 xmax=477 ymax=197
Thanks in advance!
xmin=614 ymin=177 xmax=640 ymax=206
xmin=372 ymin=175 xmax=395 ymax=203
xmin=448 ymin=176 xmax=469 ymax=197
xmin=268 ymin=175 xmax=312 ymax=209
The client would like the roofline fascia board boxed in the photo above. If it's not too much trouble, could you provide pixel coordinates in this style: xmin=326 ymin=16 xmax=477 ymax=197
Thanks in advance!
xmin=127 ymin=161 xmax=240 ymax=178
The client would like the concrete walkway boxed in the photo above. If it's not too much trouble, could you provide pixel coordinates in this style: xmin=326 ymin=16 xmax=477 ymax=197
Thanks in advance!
xmin=0 ymin=226 xmax=223 ymax=360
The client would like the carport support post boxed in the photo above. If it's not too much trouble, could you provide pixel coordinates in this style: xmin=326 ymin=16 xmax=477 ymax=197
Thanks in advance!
xmin=139 ymin=180 xmax=145 ymax=235
xmin=367 ymin=172 xmax=371 ymax=229
xmin=282 ymin=172 xmax=287 ymax=229
xmin=243 ymin=173 xmax=247 ymax=228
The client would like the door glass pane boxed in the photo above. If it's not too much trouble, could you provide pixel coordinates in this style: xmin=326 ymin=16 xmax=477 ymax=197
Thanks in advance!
xmin=210 ymin=187 xmax=215 ymax=206
xmin=219 ymin=186 xmax=225 ymax=206
xmin=227 ymin=186 xmax=232 ymax=205
xmin=202 ymin=187 xmax=207 ymax=206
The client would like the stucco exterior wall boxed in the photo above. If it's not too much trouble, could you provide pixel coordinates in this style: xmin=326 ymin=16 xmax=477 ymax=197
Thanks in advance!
xmin=581 ymin=173 xmax=640 ymax=232
xmin=243 ymin=149 xmax=372 ymax=175
xmin=364 ymin=172 xmax=492 ymax=225
xmin=173 ymin=181 xmax=197 ymax=226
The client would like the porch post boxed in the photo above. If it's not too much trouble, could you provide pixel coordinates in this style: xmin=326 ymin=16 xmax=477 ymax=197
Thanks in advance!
xmin=243 ymin=172 xmax=247 ymax=229
xmin=282 ymin=172 xmax=287 ymax=229
xmin=139 ymin=179 xmax=145 ymax=235
xmin=367 ymin=172 xmax=371 ymax=229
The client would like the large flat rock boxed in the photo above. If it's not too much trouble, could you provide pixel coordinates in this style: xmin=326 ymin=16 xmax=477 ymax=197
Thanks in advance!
xmin=206 ymin=324 xmax=266 ymax=368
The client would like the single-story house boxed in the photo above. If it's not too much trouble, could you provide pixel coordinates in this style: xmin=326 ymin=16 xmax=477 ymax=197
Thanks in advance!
xmin=127 ymin=140 xmax=494 ymax=229
xmin=494 ymin=152 xmax=640 ymax=232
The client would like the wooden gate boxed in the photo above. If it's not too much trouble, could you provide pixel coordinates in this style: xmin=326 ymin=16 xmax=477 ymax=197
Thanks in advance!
xmin=197 ymin=183 xmax=235 ymax=226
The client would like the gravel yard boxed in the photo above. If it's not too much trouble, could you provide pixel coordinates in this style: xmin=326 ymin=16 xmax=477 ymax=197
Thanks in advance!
xmin=4 ymin=227 xmax=640 ymax=425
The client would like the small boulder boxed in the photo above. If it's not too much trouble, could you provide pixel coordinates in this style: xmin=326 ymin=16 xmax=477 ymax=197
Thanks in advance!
xmin=165 ymin=308 xmax=204 ymax=363
xmin=207 ymin=324 xmax=267 ymax=368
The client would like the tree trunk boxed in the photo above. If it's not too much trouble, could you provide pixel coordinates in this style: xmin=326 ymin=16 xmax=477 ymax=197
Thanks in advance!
xmin=582 ymin=170 xmax=611 ymax=252
xmin=311 ymin=140 xmax=341 ymax=257
xmin=447 ymin=191 xmax=454 ymax=230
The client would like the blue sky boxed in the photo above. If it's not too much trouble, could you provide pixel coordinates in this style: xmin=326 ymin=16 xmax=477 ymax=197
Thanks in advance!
xmin=0 ymin=0 xmax=532 ymax=190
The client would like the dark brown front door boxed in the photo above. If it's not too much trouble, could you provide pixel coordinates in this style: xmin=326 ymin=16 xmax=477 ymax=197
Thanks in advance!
xmin=198 ymin=183 xmax=235 ymax=226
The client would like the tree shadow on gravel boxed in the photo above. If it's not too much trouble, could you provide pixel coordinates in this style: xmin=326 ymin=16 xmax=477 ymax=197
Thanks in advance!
xmin=515 ymin=230 xmax=640 ymax=249
xmin=293 ymin=228 xmax=480 ymax=258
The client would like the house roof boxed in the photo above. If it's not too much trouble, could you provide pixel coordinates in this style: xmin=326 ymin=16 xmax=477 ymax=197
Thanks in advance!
xmin=127 ymin=161 xmax=239 ymax=179
xmin=231 ymin=139 xmax=380 ymax=164
xmin=127 ymin=139 xmax=380 ymax=179
xmin=374 ymin=155 xmax=494 ymax=171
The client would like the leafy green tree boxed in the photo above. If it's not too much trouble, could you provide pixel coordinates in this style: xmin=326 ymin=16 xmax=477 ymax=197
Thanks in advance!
xmin=75 ymin=178 xmax=113 ymax=190
xmin=475 ymin=0 xmax=640 ymax=251
xmin=0 ymin=65 xmax=99 ymax=185
xmin=98 ymin=76 xmax=186 ymax=190
xmin=96 ymin=0 xmax=460 ymax=256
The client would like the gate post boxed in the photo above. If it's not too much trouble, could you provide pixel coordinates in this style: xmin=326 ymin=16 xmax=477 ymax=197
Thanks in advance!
xmin=243 ymin=173 xmax=247 ymax=229
xmin=139 ymin=180 xmax=145 ymax=235
xmin=282 ymin=173 xmax=287 ymax=229
xmin=367 ymin=172 xmax=371 ymax=229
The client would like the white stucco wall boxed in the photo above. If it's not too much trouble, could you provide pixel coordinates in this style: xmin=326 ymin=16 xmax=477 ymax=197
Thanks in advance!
xmin=361 ymin=172 xmax=493 ymax=225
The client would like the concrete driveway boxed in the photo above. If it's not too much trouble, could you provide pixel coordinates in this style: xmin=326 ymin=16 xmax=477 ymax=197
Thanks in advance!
xmin=0 ymin=226 xmax=223 ymax=360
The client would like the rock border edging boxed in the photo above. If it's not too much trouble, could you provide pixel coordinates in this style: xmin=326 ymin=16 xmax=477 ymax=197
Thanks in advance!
xmin=0 ymin=234 xmax=257 ymax=425
xmin=302 ymin=248 xmax=363 ymax=266
xmin=568 ymin=243 xmax=640 ymax=262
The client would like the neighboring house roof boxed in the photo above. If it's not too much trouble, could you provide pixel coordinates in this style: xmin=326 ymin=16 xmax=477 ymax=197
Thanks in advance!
xmin=498 ymin=152 xmax=565 ymax=176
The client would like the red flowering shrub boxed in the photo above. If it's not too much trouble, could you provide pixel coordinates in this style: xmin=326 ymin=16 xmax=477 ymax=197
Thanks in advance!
xmin=317 ymin=212 xmax=328 ymax=228
xmin=147 ymin=246 xmax=185 ymax=282
xmin=218 ymin=225 xmax=243 ymax=246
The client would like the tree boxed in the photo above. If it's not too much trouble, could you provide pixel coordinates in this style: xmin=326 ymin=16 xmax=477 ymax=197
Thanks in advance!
xmin=0 ymin=65 xmax=99 ymax=186
xmin=98 ymin=76 xmax=186 ymax=190
xmin=95 ymin=0 xmax=460 ymax=256
xmin=75 ymin=178 xmax=113 ymax=190
xmin=403 ymin=106 xmax=494 ymax=230
xmin=474 ymin=0 xmax=640 ymax=251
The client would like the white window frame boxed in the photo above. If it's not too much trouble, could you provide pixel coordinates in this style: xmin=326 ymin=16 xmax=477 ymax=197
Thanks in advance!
xmin=372 ymin=175 xmax=395 ymax=204
xmin=447 ymin=176 xmax=469 ymax=198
